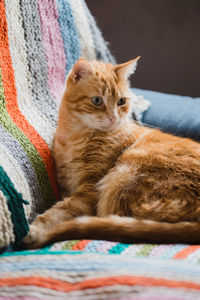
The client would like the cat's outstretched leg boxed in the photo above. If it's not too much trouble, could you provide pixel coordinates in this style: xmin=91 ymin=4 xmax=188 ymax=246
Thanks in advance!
xmin=24 ymin=161 xmax=136 ymax=248
xmin=23 ymin=184 xmax=97 ymax=247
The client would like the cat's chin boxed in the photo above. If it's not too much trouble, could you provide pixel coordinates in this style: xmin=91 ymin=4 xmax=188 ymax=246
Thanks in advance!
xmin=85 ymin=124 xmax=118 ymax=132
xmin=82 ymin=120 xmax=123 ymax=132
xmin=97 ymin=123 xmax=122 ymax=132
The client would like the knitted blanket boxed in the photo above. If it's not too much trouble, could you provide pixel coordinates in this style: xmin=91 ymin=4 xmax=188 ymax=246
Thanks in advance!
xmin=1 ymin=240 xmax=200 ymax=299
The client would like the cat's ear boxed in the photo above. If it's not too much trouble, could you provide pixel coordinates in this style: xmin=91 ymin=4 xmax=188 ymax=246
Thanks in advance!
xmin=113 ymin=56 xmax=141 ymax=79
xmin=71 ymin=57 xmax=93 ymax=84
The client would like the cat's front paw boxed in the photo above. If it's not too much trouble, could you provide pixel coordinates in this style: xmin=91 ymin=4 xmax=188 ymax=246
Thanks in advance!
xmin=23 ymin=225 xmax=44 ymax=249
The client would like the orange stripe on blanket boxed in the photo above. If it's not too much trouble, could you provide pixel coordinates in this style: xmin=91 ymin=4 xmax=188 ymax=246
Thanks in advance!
xmin=1 ymin=275 xmax=200 ymax=292
xmin=0 ymin=0 xmax=59 ymax=200
xmin=174 ymin=245 xmax=200 ymax=259
xmin=72 ymin=240 xmax=91 ymax=251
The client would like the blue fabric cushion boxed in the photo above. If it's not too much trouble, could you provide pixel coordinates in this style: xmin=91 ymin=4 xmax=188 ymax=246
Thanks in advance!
xmin=132 ymin=88 xmax=200 ymax=141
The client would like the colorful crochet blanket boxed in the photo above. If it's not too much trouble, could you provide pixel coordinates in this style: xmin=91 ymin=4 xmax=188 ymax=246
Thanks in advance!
xmin=1 ymin=240 xmax=200 ymax=299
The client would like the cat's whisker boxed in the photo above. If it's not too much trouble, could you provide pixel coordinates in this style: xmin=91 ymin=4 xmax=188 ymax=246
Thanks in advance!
xmin=133 ymin=119 xmax=160 ymax=130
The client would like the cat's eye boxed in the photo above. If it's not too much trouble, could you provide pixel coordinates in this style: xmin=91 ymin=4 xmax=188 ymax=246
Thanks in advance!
xmin=117 ymin=98 xmax=126 ymax=106
xmin=91 ymin=96 xmax=103 ymax=106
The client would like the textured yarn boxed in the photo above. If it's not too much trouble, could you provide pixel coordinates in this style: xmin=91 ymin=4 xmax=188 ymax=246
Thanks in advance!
xmin=0 ymin=166 xmax=28 ymax=249
xmin=1 ymin=242 xmax=200 ymax=299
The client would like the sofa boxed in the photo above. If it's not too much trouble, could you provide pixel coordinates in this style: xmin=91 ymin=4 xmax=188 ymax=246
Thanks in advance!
xmin=1 ymin=0 xmax=200 ymax=299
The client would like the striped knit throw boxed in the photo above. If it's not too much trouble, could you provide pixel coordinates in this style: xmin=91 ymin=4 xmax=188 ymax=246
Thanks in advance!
xmin=0 ymin=0 xmax=149 ymax=250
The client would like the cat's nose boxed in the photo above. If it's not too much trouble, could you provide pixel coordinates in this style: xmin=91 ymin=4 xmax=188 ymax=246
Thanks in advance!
xmin=108 ymin=115 xmax=117 ymax=124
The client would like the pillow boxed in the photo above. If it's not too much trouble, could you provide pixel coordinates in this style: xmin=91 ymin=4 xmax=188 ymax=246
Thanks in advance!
xmin=133 ymin=88 xmax=200 ymax=141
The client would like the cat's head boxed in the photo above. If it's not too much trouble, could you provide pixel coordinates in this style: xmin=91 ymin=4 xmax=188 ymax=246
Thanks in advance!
xmin=64 ymin=57 xmax=140 ymax=131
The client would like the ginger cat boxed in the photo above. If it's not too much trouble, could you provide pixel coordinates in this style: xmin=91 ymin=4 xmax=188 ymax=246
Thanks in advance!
xmin=24 ymin=57 xmax=200 ymax=248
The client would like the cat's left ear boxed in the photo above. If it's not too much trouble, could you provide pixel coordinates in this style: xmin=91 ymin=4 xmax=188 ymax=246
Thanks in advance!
xmin=71 ymin=57 xmax=93 ymax=84
xmin=113 ymin=56 xmax=141 ymax=79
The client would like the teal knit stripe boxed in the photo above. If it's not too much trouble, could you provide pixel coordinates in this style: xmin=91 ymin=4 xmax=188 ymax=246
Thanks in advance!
xmin=0 ymin=166 xmax=29 ymax=249
xmin=109 ymin=243 xmax=130 ymax=254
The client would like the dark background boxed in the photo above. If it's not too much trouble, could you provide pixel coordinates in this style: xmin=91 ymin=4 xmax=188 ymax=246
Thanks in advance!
xmin=86 ymin=0 xmax=200 ymax=97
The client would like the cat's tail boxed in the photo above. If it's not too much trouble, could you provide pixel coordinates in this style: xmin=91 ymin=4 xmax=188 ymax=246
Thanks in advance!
xmin=32 ymin=215 xmax=200 ymax=248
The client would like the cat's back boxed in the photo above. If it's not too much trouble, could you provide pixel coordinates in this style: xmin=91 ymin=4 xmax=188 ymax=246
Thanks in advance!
xmin=119 ymin=127 xmax=200 ymax=185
